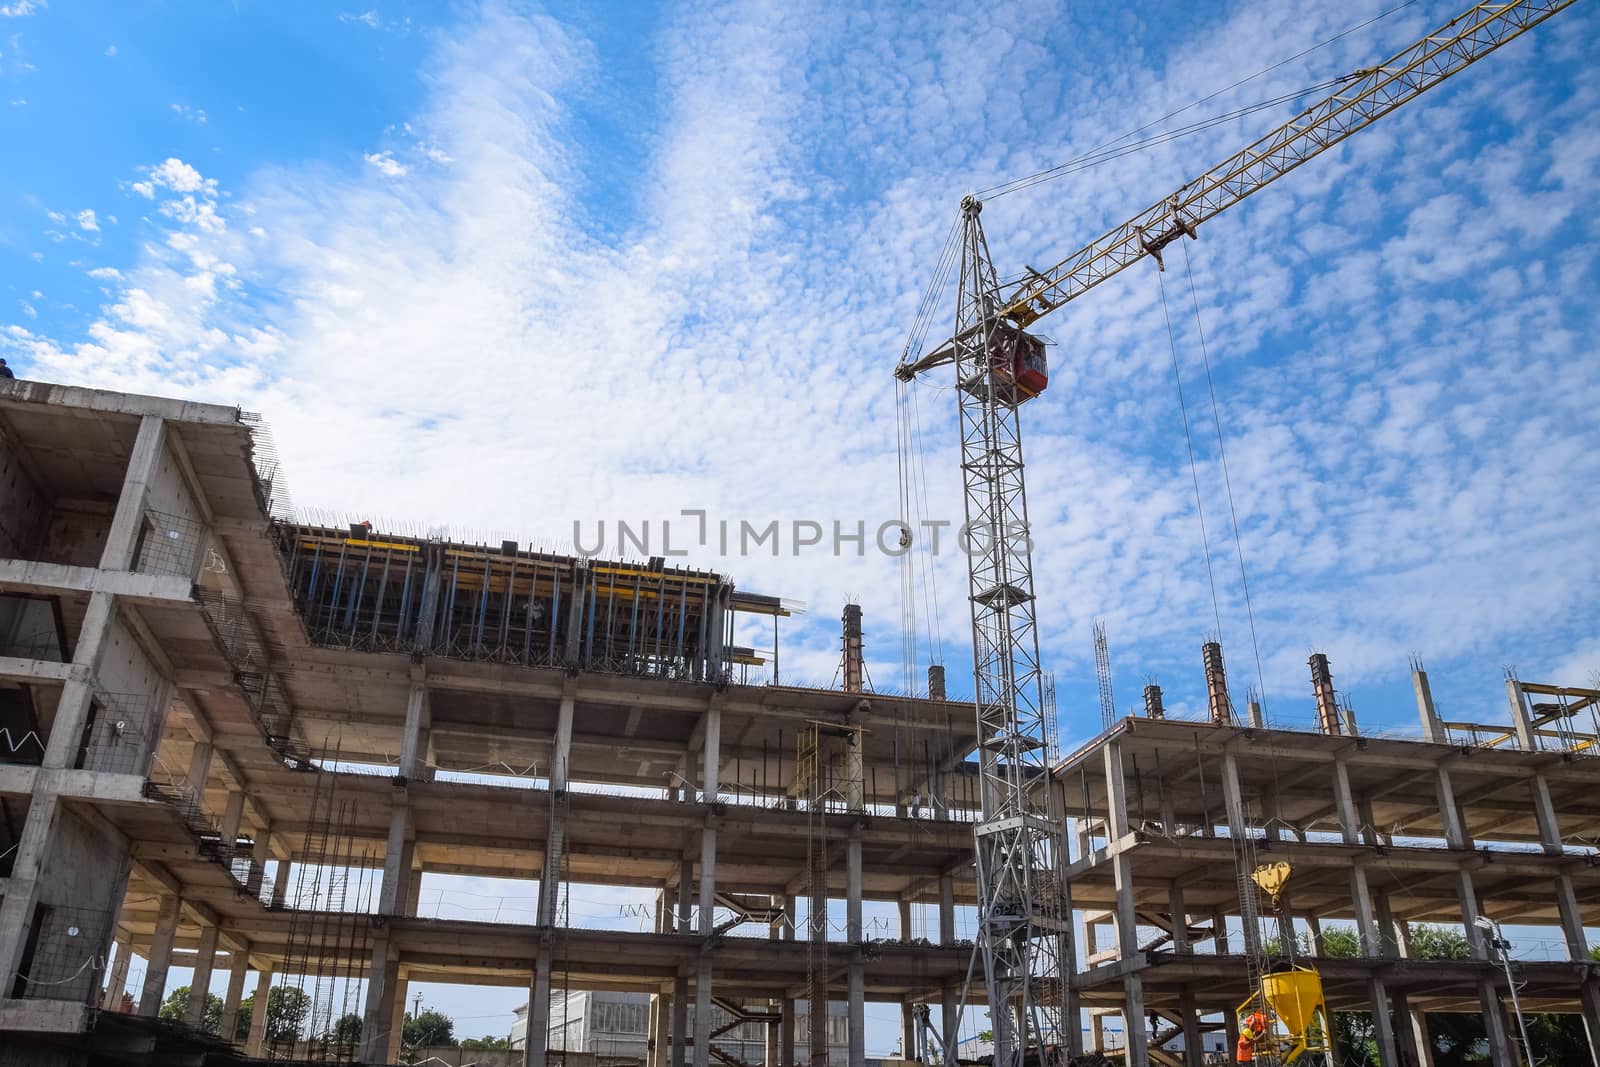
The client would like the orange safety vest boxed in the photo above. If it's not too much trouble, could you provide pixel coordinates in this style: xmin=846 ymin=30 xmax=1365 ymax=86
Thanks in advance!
xmin=1235 ymin=1012 xmax=1270 ymax=1063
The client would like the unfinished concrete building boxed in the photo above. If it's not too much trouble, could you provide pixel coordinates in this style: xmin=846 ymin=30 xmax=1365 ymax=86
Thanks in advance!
xmin=2 ymin=374 xmax=1597 ymax=1067
xmin=1057 ymin=649 xmax=1600 ymax=1065
xmin=0 ymin=380 xmax=987 ymax=1067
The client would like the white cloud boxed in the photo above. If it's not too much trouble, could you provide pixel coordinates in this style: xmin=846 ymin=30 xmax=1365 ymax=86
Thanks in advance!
xmin=170 ymin=102 xmax=207 ymax=125
xmin=0 ymin=1 xmax=40 ymax=17
xmin=363 ymin=150 xmax=406 ymax=177
xmin=104 ymin=44 xmax=116 ymax=57
xmin=146 ymin=157 xmax=211 ymax=195
xmin=4 ymin=0 xmax=1598 ymax=742
xmin=339 ymin=10 xmax=381 ymax=30
xmin=75 ymin=208 xmax=99 ymax=232
xmin=87 ymin=266 xmax=122 ymax=280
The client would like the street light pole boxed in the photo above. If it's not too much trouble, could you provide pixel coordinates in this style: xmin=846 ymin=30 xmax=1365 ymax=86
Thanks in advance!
xmin=1475 ymin=916 xmax=1534 ymax=1064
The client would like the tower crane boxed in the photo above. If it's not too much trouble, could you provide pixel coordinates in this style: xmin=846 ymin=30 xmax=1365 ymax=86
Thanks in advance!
xmin=892 ymin=3 xmax=1577 ymax=1065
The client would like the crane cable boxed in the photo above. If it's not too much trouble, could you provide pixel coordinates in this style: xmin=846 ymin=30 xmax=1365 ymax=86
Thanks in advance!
xmin=975 ymin=0 xmax=1421 ymax=202
xmin=896 ymin=216 xmax=962 ymax=692
xmin=1180 ymin=239 xmax=1270 ymax=719
xmin=1156 ymin=268 xmax=1226 ymax=644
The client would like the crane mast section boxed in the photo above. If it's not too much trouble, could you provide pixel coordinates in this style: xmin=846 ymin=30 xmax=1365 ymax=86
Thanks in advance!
xmin=897 ymin=0 xmax=1575 ymax=379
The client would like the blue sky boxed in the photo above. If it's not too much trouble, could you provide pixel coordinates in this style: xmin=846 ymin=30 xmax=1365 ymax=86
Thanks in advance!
xmin=6 ymin=0 xmax=1599 ymax=1049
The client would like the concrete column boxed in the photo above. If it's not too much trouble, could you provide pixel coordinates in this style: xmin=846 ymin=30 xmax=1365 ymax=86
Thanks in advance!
xmin=1104 ymin=740 xmax=1148 ymax=1065
xmin=940 ymin=983 xmax=959 ymax=1064
xmin=138 ymin=892 xmax=181 ymax=1016
xmin=1505 ymin=678 xmax=1536 ymax=752
xmin=389 ymin=971 xmax=410 ymax=1064
xmin=185 ymin=922 xmax=221 ymax=1028
xmin=1530 ymin=772 xmax=1565 ymax=852
xmin=780 ymin=996 xmax=795 ymax=1067
xmin=247 ymin=825 xmax=272 ymax=900
xmin=1179 ymin=988 xmax=1202 ymax=1067
xmin=1479 ymin=977 xmax=1514 ymax=1066
xmin=1373 ymin=890 xmax=1401 ymax=959
xmin=1414 ymin=668 xmax=1446 ymax=743
xmin=219 ymin=949 xmax=249 ymax=1043
xmin=672 ymin=969 xmax=690 ymax=1067
xmin=361 ymin=935 xmax=401 ymax=1062
xmin=406 ymin=855 xmax=424 ymax=917
xmin=766 ymin=1006 xmax=780 ymax=1067
xmin=678 ymin=861 xmax=694 ymax=933
xmin=1367 ymin=976 xmax=1399 ymax=1066
xmin=101 ymin=937 xmax=132 ymax=1009
xmin=379 ymin=803 xmax=415 ymax=915
xmin=1168 ymin=882 xmax=1189 ymax=953
xmin=898 ymin=899 xmax=916 ymax=1059
xmin=693 ymin=955 xmax=714 ymax=1067
xmin=1349 ymin=865 xmax=1381 ymax=957
xmin=525 ymin=692 xmax=576 ymax=1067
xmin=184 ymin=741 xmax=214 ymax=799
xmin=692 ymin=703 xmax=721 ymax=1067
xmin=1218 ymin=749 xmax=1260 ymax=958
xmin=652 ymin=986 xmax=671 ymax=1067
xmin=246 ymin=968 xmax=272 ymax=1056
xmin=1331 ymin=757 xmax=1361 ymax=845
xmin=847 ymin=831 xmax=864 ymax=1067
xmin=400 ymin=666 xmax=431 ymax=779
xmin=270 ymin=852 xmax=290 ymax=908
xmin=1577 ymin=979 xmax=1600 ymax=1067
xmin=1435 ymin=764 xmax=1471 ymax=850
xmin=938 ymin=874 xmax=955 ymax=945
xmin=1410 ymin=1008 xmax=1437 ymax=1067
xmin=101 ymin=414 xmax=169 ymax=569
xmin=697 ymin=701 xmax=721 ymax=932
xmin=525 ymin=945 xmax=554 ymax=1067
xmin=219 ymin=789 xmax=245 ymax=845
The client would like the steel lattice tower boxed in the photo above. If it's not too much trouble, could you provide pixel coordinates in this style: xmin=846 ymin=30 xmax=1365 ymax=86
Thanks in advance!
xmin=950 ymin=195 xmax=1069 ymax=1067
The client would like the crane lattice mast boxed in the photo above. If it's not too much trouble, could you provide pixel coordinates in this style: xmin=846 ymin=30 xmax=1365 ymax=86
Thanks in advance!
xmin=894 ymin=4 xmax=1577 ymax=1067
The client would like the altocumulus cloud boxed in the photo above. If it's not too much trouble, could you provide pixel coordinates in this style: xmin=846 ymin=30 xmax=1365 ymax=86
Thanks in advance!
xmin=3 ymin=0 xmax=1598 ymax=736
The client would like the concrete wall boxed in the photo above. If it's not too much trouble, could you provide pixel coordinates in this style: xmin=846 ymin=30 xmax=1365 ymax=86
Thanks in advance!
xmin=82 ymin=615 xmax=169 ymax=775
xmin=132 ymin=437 xmax=203 ymax=578
xmin=36 ymin=802 xmax=129 ymax=915
xmin=36 ymin=508 xmax=110 ymax=569
xmin=0 ymin=424 xmax=49 ymax=560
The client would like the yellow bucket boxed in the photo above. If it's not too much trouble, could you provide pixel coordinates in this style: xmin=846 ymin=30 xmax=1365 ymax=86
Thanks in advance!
xmin=1261 ymin=969 xmax=1329 ymax=1050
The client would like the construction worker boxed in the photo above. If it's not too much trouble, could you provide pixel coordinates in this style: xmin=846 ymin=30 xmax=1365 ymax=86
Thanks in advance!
xmin=0 ymin=358 xmax=13 ymax=379
xmin=1236 ymin=1010 xmax=1270 ymax=1063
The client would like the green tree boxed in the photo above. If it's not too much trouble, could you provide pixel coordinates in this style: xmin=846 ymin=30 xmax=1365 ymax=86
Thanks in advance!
xmin=460 ymin=1034 xmax=511 ymax=1050
xmin=255 ymin=985 xmax=313 ymax=1043
xmin=331 ymin=1011 xmax=363 ymax=1046
xmin=404 ymin=1008 xmax=456 ymax=1049
xmin=233 ymin=993 xmax=254 ymax=1042
xmin=158 ymin=985 xmax=222 ymax=1034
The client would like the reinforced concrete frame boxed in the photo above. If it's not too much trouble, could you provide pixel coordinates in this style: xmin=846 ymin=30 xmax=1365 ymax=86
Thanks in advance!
xmin=2 ymin=378 xmax=1596 ymax=1067
xmin=0 ymin=380 xmax=988 ymax=1067
xmin=1054 ymin=653 xmax=1600 ymax=1067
